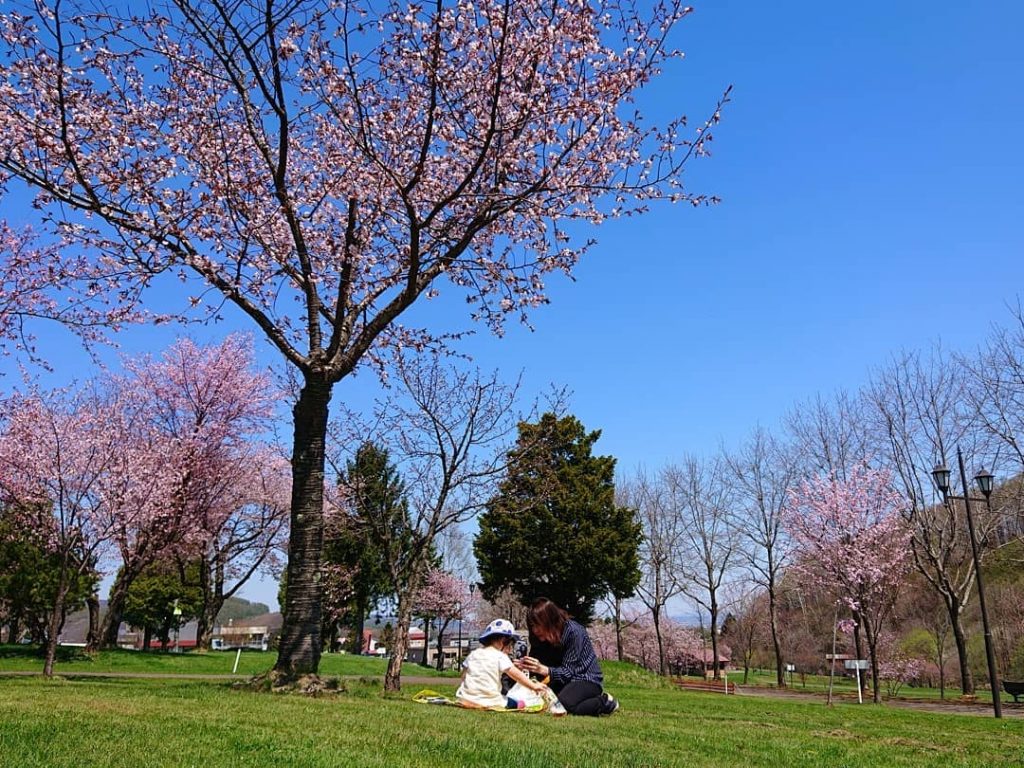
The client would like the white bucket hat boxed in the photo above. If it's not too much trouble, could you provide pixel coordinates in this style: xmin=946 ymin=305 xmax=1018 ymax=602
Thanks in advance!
xmin=478 ymin=619 xmax=519 ymax=642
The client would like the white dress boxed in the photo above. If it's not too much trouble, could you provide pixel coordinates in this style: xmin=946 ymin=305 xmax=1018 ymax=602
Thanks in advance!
xmin=455 ymin=645 xmax=513 ymax=708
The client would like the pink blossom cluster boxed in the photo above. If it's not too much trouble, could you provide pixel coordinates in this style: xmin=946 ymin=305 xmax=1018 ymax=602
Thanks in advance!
xmin=0 ymin=335 xmax=288 ymax=581
xmin=0 ymin=1 xmax=721 ymax=367
xmin=589 ymin=612 xmax=703 ymax=673
xmin=785 ymin=464 xmax=911 ymax=616
xmin=413 ymin=567 xmax=474 ymax=621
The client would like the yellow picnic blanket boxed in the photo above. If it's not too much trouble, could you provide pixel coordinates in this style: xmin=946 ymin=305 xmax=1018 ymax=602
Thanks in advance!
xmin=412 ymin=689 xmax=550 ymax=713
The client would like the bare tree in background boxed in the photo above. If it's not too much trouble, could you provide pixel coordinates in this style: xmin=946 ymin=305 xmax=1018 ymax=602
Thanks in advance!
xmin=620 ymin=468 xmax=686 ymax=675
xmin=670 ymin=455 xmax=739 ymax=680
xmin=726 ymin=427 xmax=795 ymax=687
xmin=338 ymin=354 xmax=522 ymax=692
xmin=966 ymin=305 xmax=1024 ymax=548
xmin=865 ymin=348 xmax=993 ymax=695
xmin=786 ymin=391 xmax=870 ymax=481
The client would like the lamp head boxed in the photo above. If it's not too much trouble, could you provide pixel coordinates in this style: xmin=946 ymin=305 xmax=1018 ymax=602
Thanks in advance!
xmin=931 ymin=463 xmax=951 ymax=499
xmin=974 ymin=468 xmax=994 ymax=499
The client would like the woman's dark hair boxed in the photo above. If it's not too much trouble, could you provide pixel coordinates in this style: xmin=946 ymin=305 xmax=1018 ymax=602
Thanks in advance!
xmin=527 ymin=597 xmax=569 ymax=646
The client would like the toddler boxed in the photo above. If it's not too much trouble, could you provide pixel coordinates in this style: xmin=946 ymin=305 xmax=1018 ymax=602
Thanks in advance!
xmin=456 ymin=619 xmax=547 ymax=709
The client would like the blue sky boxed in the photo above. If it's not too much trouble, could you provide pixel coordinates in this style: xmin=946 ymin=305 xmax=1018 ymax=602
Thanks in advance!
xmin=4 ymin=1 xmax=1024 ymax=610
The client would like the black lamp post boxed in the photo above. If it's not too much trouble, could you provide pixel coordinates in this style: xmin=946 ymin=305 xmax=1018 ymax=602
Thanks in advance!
xmin=930 ymin=449 xmax=1002 ymax=718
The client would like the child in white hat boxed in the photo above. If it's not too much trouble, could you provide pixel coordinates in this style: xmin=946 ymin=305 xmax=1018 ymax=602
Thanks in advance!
xmin=456 ymin=619 xmax=547 ymax=709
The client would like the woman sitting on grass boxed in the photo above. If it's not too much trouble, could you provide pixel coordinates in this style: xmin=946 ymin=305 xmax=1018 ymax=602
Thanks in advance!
xmin=517 ymin=597 xmax=618 ymax=716
xmin=456 ymin=619 xmax=547 ymax=709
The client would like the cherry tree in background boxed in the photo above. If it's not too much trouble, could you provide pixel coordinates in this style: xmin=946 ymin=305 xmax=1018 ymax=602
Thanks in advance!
xmin=785 ymin=464 xmax=911 ymax=703
xmin=0 ymin=387 xmax=121 ymax=676
xmin=413 ymin=567 xmax=472 ymax=671
xmin=0 ymin=0 xmax=725 ymax=677
xmin=186 ymin=446 xmax=291 ymax=651
xmin=97 ymin=336 xmax=279 ymax=648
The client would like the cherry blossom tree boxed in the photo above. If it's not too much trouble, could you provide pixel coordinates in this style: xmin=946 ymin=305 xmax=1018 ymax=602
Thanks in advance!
xmin=413 ymin=567 xmax=472 ymax=671
xmin=96 ymin=336 xmax=279 ymax=648
xmin=185 ymin=446 xmax=291 ymax=651
xmin=0 ymin=0 xmax=724 ymax=676
xmin=785 ymin=464 xmax=912 ymax=703
xmin=0 ymin=387 xmax=121 ymax=676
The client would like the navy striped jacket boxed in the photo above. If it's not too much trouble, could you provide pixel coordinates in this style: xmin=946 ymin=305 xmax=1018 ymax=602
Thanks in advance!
xmin=530 ymin=619 xmax=603 ymax=688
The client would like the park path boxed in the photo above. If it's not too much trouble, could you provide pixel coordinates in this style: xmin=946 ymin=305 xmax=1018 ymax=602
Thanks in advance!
xmin=0 ymin=670 xmax=454 ymax=686
xmin=731 ymin=684 xmax=1024 ymax=718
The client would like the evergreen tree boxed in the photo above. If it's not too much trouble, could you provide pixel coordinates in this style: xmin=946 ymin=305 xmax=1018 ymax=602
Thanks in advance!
xmin=328 ymin=442 xmax=407 ymax=653
xmin=474 ymin=414 xmax=641 ymax=623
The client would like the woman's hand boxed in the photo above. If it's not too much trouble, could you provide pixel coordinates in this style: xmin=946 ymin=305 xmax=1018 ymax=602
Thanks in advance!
xmin=518 ymin=656 xmax=549 ymax=678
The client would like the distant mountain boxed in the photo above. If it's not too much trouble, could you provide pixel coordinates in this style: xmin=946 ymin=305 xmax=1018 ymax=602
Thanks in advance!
xmin=215 ymin=597 xmax=271 ymax=624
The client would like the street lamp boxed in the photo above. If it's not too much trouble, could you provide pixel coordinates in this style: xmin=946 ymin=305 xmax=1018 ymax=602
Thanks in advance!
xmin=930 ymin=449 xmax=1002 ymax=718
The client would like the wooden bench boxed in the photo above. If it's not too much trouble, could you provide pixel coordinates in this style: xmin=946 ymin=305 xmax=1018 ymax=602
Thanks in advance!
xmin=674 ymin=678 xmax=737 ymax=694
xmin=1004 ymin=681 xmax=1024 ymax=703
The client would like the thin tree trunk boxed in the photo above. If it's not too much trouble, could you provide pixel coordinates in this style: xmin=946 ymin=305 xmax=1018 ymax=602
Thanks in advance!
xmin=85 ymin=592 xmax=101 ymax=652
xmin=351 ymin=596 xmax=367 ymax=655
xmin=43 ymin=577 xmax=70 ymax=677
xmin=385 ymin=597 xmax=413 ymax=692
xmin=864 ymin=616 xmax=881 ymax=704
xmin=436 ymin=618 xmax=451 ymax=671
xmin=653 ymin=605 xmax=666 ymax=676
xmin=709 ymin=598 xmax=721 ymax=680
xmin=422 ymin=617 xmax=431 ymax=666
xmin=768 ymin=583 xmax=785 ymax=688
xmin=143 ymin=626 xmax=152 ymax=652
xmin=614 ymin=596 xmax=625 ymax=663
xmin=946 ymin=614 xmax=970 ymax=696
xmin=274 ymin=375 xmax=332 ymax=678
xmin=7 ymin=615 xmax=20 ymax=645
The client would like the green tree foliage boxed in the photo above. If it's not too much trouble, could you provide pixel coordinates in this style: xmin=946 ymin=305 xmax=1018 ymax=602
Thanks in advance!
xmin=328 ymin=442 xmax=410 ymax=653
xmin=474 ymin=414 xmax=641 ymax=623
xmin=0 ymin=509 xmax=96 ymax=646
xmin=326 ymin=443 xmax=396 ymax=651
xmin=121 ymin=561 xmax=202 ymax=651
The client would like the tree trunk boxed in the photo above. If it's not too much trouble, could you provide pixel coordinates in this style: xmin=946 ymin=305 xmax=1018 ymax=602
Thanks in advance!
xmin=614 ymin=596 xmax=625 ymax=663
xmin=143 ymin=626 xmax=152 ymax=652
xmin=194 ymin=557 xmax=217 ymax=653
xmin=385 ymin=597 xmax=413 ymax=692
xmin=274 ymin=375 xmax=333 ymax=678
xmin=351 ymin=598 xmax=367 ymax=655
xmin=422 ymin=617 xmax=431 ymax=666
xmin=743 ymin=660 xmax=750 ymax=685
xmin=652 ymin=606 xmax=666 ymax=677
xmin=864 ymin=616 xmax=881 ymax=704
xmin=709 ymin=598 xmax=721 ymax=680
xmin=85 ymin=592 xmax=101 ymax=652
xmin=950 ymin=612 xmax=974 ymax=695
xmin=43 ymin=571 xmax=71 ymax=678
xmin=768 ymin=583 xmax=785 ymax=688
xmin=99 ymin=573 xmax=132 ymax=649
xmin=436 ymin=618 xmax=452 ymax=671
xmin=7 ymin=615 xmax=20 ymax=646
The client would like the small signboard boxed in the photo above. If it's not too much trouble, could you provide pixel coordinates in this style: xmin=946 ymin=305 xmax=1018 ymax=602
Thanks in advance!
xmin=844 ymin=659 xmax=869 ymax=670
xmin=784 ymin=664 xmax=796 ymax=672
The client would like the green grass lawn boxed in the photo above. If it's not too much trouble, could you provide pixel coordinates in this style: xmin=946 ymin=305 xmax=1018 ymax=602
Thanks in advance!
xmin=0 ymin=644 xmax=459 ymax=678
xmin=0 ymin=662 xmax=1020 ymax=767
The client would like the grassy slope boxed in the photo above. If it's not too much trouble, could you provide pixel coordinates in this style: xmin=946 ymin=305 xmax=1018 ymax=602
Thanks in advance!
xmin=0 ymin=662 xmax=1020 ymax=768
